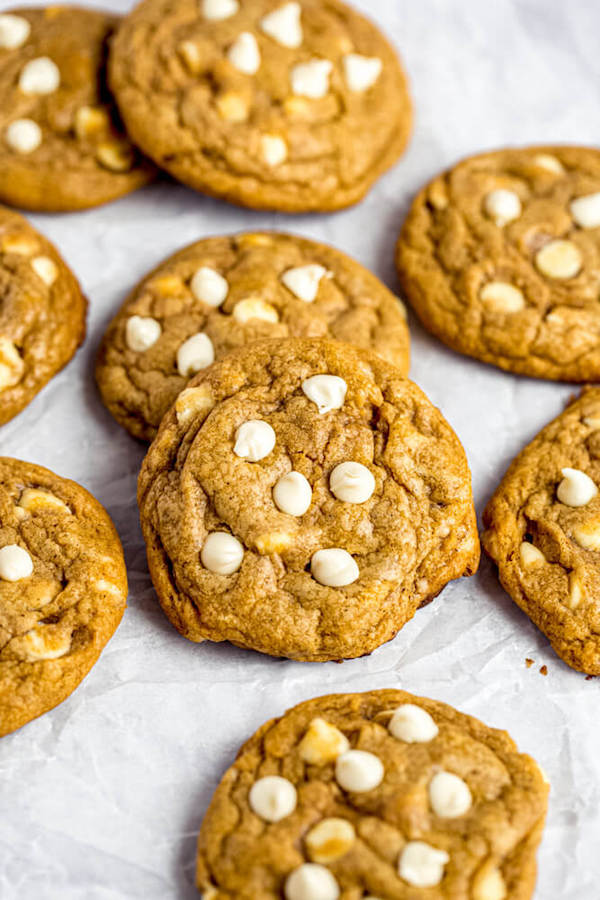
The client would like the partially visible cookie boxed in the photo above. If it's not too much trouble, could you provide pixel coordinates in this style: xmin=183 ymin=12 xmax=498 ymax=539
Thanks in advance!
xmin=96 ymin=231 xmax=410 ymax=441
xmin=483 ymin=388 xmax=600 ymax=675
xmin=196 ymin=689 xmax=549 ymax=898
xmin=396 ymin=146 xmax=600 ymax=381
xmin=0 ymin=457 xmax=127 ymax=737
xmin=138 ymin=339 xmax=479 ymax=661
xmin=0 ymin=6 xmax=154 ymax=211
xmin=109 ymin=0 xmax=412 ymax=212
xmin=0 ymin=206 xmax=86 ymax=425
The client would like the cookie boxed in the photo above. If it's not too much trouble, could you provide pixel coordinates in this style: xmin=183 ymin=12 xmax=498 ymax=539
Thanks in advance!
xmin=138 ymin=339 xmax=479 ymax=661
xmin=0 ymin=6 xmax=154 ymax=212
xmin=109 ymin=0 xmax=412 ymax=212
xmin=396 ymin=146 xmax=600 ymax=381
xmin=0 ymin=457 xmax=128 ymax=737
xmin=96 ymin=231 xmax=411 ymax=441
xmin=0 ymin=205 xmax=87 ymax=425
xmin=483 ymin=388 xmax=600 ymax=674
xmin=196 ymin=688 xmax=549 ymax=898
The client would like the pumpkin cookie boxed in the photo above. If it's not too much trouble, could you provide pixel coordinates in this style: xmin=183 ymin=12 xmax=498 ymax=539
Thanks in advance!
xmin=0 ymin=205 xmax=86 ymax=425
xmin=483 ymin=388 xmax=600 ymax=674
xmin=0 ymin=457 xmax=128 ymax=737
xmin=396 ymin=146 xmax=600 ymax=381
xmin=138 ymin=339 xmax=479 ymax=661
xmin=96 ymin=231 xmax=410 ymax=441
xmin=109 ymin=0 xmax=412 ymax=212
xmin=0 ymin=6 xmax=154 ymax=211
xmin=196 ymin=689 xmax=549 ymax=898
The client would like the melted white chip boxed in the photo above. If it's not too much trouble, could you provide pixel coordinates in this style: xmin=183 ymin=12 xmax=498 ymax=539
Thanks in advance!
xmin=281 ymin=265 xmax=329 ymax=302
xmin=570 ymin=192 xmax=600 ymax=229
xmin=285 ymin=864 xmax=340 ymax=900
xmin=19 ymin=57 xmax=60 ymax=95
xmin=484 ymin=189 xmax=522 ymax=226
xmin=329 ymin=462 xmax=375 ymax=503
xmin=0 ymin=14 xmax=31 ymax=49
xmin=176 ymin=333 xmax=215 ymax=376
xmin=0 ymin=544 xmax=33 ymax=581
xmin=31 ymin=256 xmax=58 ymax=286
xmin=398 ymin=841 xmax=450 ymax=888
xmin=5 ymin=119 xmax=41 ymax=154
xmin=201 ymin=0 xmax=239 ymax=20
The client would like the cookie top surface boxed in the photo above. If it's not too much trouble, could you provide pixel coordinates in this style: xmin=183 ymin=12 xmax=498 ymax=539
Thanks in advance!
xmin=0 ymin=457 xmax=128 ymax=737
xmin=109 ymin=0 xmax=412 ymax=212
xmin=396 ymin=145 xmax=600 ymax=381
xmin=138 ymin=339 xmax=479 ymax=661
xmin=0 ymin=205 xmax=87 ymax=425
xmin=483 ymin=388 xmax=600 ymax=675
xmin=0 ymin=6 xmax=154 ymax=211
xmin=196 ymin=688 xmax=548 ymax=899
xmin=96 ymin=231 xmax=410 ymax=441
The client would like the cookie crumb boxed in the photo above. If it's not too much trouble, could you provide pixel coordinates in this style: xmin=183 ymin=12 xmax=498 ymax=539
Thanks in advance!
xmin=525 ymin=658 xmax=534 ymax=668
xmin=539 ymin=665 xmax=548 ymax=676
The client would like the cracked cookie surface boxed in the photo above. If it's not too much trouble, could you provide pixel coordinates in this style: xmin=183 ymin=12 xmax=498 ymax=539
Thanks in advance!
xmin=138 ymin=339 xmax=479 ymax=662
xmin=396 ymin=146 xmax=600 ymax=381
xmin=109 ymin=0 xmax=412 ymax=212
xmin=483 ymin=388 xmax=600 ymax=674
xmin=0 ymin=6 xmax=154 ymax=211
xmin=0 ymin=205 xmax=86 ymax=425
xmin=0 ymin=457 xmax=128 ymax=737
xmin=96 ymin=231 xmax=410 ymax=441
xmin=196 ymin=689 xmax=548 ymax=899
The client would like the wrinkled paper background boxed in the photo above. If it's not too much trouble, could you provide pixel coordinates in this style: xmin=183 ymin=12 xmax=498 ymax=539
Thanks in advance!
xmin=1 ymin=0 xmax=599 ymax=897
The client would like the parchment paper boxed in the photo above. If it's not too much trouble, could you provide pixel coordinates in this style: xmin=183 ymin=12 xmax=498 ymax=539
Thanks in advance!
xmin=1 ymin=0 xmax=599 ymax=897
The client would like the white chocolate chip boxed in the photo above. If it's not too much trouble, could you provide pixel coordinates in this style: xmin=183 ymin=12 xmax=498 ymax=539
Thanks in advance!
xmin=583 ymin=415 xmax=600 ymax=429
xmin=535 ymin=240 xmax=582 ymax=279
xmin=484 ymin=189 xmax=522 ymax=226
xmin=74 ymin=105 xmax=110 ymax=139
xmin=398 ymin=841 xmax=450 ymax=888
xmin=126 ymin=316 xmax=162 ymax=353
xmin=285 ymin=864 xmax=339 ymax=900
xmin=342 ymin=53 xmax=382 ymax=92
xmin=302 ymin=375 xmax=347 ymax=414
xmin=298 ymin=718 xmax=350 ymax=764
xmin=567 ymin=571 xmax=585 ymax=610
xmin=260 ymin=134 xmax=288 ymax=167
xmin=273 ymin=471 xmax=312 ymax=516
xmin=31 ymin=256 xmax=58 ymax=286
xmin=557 ymin=467 xmax=598 ymax=507
xmin=256 ymin=530 xmax=294 ymax=554
xmin=5 ymin=118 xmax=42 ymax=154
xmin=234 ymin=420 xmax=276 ymax=461
xmin=177 ymin=333 xmax=215 ymax=376
xmin=519 ymin=542 xmax=545 ymax=567
xmin=573 ymin=518 xmax=600 ymax=551
xmin=249 ymin=775 xmax=297 ymax=822
xmin=480 ymin=282 xmax=525 ymax=313
xmin=0 ymin=337 xmax=25 ymax=391
xmin=281 ymin=265 xmax=329 ymax=302
xmin=260 ymin=2 xmax=302 ymax=48
xmin=311 ymin=548 xmax=358 ymax=587
xmin=228 ymin=32 xmax=260 ymax=75
xmin=329 ymin=462 xmax=375 ymax=504
xmin=305 ymin=818 xmax=355 ymax=864
xmin=233 ymin=298 xmax=279 ymax=324
xmin=472 ymin=865 xmax=507 ymax=900
xmin=429 ymin=771 xmax=472 ymax=818
xmin=533 ymin=154 xmax=565 ymax=175
xmin=20 ymin=626 xmax=71 ymax=661
xmin=175 ymin=384 xmax=215 ymax=426
xmin=570 ymin=191 xmax=600 ymax=229
xmin=201 ymin=0 xmax=239 ymax=20
xmin=216 ymin=90 xmax=249 ymax=122
xmin=19 ymin=488 xmax=70 ymax=514
xmin=191 ymin=267 xmax=229 ymax=307
xmin=201 ymin=532 xmax=244 ymax=574
xmin=19 ymin=56 xmax=60 ymax=95
xmin=291 ymin=59 xmax=333 ymax=99
xmin=0 ymin=14 xmax=31 ymax=49
xmin=335 ymin=749 xmax=384 ymax=792
xmin=95 ymin=579 xmax=124 ymax=599
xmin=388 ymin=703 xmax=439 ymax=743
xmin=0 ymin=544 xmax=33 ymax=582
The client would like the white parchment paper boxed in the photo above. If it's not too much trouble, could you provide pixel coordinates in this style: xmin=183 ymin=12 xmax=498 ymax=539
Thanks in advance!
xmin=1 ymin=0 xmax=599 ymax=897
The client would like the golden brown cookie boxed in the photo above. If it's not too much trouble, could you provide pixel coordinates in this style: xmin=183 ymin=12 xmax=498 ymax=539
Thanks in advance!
xmin=396 ymin=146 xmax=600 ymax=381
xmin=0 ymin=205 xmax=86 ymax=425
xmin=138 ymin=339 xmax=479 ymax=662
xmin=109 ymin=0 xmax=412 ymax=212
xmin=483 ymin=388 xmax=600 ymax=675
xmin=0 ymin=457 xmax=128 ymax=737
xmin=0 ymin=6 xmax=154 ymax=211
xmin=196 ymin=689 xmax=549 ymax=898
xmin=96 ymin=231 xmax=410 ymax=441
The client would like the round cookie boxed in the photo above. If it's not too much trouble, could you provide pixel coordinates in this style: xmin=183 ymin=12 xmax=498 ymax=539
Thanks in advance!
xmin=0 ymin=205 xmax=86 ymax=425
xmin=138 ymin=339 xmax=479 ymax=661
xmin=196 ymin=689 xmax=549 ymax=898
xmin=109 ymin=0 xmax=412 ymax=212
xmin=483 ymin=388 xmax=600 ymax=675
xmin=0 ymin=457 xmax=128 ymax=737
xmin=396 ymin=145 xmax=600 ymax=381
xmin=0 ymin=6 xmax=154 ymax=211
xmin=96 ymin=231 xmax=411 ymax=441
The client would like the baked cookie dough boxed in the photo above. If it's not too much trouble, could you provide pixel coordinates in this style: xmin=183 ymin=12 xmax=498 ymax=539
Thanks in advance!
xmin=0 ymin=457 xmax=128 ymax=737
xmin=0 ymin=6 xmax=154 ymax=211
xmin=396 ymin=146 xmax=600 ymax=381
xmin=0 ymin=205 xmax=86 ymax=425
xmin=483 ymin=388 xmax=600 ymax=674
xmin=96 ymin=231 xmax=410 ymax=441
xmin=138 ymin=339 xmax=479 ymax=661
xmin=196 ymin=689 xmax=549 ymax=898
xmin=109 ymin=0 xmax=412 ymax=212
